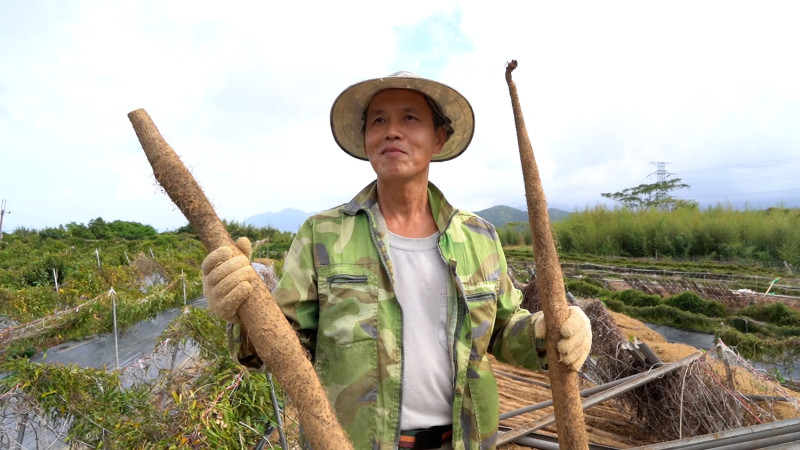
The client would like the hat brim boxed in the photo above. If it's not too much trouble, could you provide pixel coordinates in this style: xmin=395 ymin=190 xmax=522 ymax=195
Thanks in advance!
xmin=330 ymin=75 xmax=474 ymax=162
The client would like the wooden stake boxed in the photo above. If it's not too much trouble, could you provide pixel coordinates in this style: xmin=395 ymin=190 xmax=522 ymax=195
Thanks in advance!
xmin=127 ymin=109 xmax=352 ymax=450
xmin=503 ymin=60 xmax=589 ymax=449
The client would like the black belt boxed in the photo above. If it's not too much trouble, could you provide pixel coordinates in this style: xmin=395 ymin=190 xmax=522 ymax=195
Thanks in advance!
xmin=398 ymin=424 xmax=453 ymax=449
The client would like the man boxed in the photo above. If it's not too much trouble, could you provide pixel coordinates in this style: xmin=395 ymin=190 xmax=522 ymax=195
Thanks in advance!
xmin=202 ymin=72 xmax=592 ymax=450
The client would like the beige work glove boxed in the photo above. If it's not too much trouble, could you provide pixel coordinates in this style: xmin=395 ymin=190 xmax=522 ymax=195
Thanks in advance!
xmin=532 ymin=305 xmax=592 ymax=372
xmin=202 ymin=237 xmax=257 ymax=323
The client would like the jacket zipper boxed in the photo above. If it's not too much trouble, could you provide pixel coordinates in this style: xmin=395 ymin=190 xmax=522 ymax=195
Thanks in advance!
xmin=437 ymin=214 xmax=466 ymax=446
xmin=362 ymin=209 xmax=404 ymax=446
xmin=362 ymin=205 xmax=461 ymax=446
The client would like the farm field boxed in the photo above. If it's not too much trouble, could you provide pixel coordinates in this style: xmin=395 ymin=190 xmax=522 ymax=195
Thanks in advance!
xmin=2 ymin=221 xmax=800 ymax=447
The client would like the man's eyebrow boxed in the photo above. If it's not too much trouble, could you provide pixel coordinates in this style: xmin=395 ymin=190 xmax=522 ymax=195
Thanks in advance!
xmin=366 ymin=105 xmax=422 ymax=116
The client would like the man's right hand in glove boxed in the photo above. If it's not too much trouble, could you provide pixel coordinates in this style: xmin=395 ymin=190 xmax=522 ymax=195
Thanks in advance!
xmin=202 ymin=237 xmax=258 ymax=323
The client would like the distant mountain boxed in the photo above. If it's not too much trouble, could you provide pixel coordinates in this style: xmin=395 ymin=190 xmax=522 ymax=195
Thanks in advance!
xmin=245 ymin=205 xmax=570 ymax=233
xmin=245 ymin=208 xmax=310 ymax=232
xmin=475 ymin=205 xmax=570 ymax=228
xmin=547 ymin=208 xmax=571 ymax=223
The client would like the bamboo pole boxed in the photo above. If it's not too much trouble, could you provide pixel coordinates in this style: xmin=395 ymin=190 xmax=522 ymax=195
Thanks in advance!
xmin=503 ymin=60 xmax=589 ymax=449
xmin=127 ymin=108 xmax=352 ymax=450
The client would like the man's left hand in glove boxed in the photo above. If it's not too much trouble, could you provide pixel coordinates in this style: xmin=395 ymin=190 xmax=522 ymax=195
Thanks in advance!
xmin=531 ymin=305 xmax=592 ymax=372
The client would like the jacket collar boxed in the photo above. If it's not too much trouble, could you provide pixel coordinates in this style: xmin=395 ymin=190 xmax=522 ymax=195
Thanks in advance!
xmin=342 ymin=180 xmax=458 ymax=232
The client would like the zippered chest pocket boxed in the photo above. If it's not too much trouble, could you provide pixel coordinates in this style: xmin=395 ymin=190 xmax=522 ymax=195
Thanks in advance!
xmin=464 ymin=286 xmax=498 ymax=358
xmin=466 ymin=292 xmax=496 ymax=302
xmin=317 ymin=263 xmax=379 ymax=346
xmin=327 ymin=274 xmax=368 ymax=284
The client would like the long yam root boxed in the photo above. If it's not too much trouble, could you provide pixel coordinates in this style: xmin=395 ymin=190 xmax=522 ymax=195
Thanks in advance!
xmin=128 ymin=108 xmax=352 ymax=450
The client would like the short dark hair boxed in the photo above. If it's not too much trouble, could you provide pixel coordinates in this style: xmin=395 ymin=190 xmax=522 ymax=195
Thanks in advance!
xmin=361 ymin=92 xmax=455 ymax=141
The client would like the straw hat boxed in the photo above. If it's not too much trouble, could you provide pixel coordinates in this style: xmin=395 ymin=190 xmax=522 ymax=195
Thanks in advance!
xmin=330 ymin=71 xmax=475 ymax=162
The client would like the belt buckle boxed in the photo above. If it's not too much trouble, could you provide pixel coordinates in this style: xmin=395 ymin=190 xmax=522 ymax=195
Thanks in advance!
xmin=412 ymin=426 xmax=451 ymax=450
xmin=412 ymin=429 xmax=438 ymax=449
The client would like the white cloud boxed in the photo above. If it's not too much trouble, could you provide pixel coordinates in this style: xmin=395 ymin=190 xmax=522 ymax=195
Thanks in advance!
xmin=2 ymin=0 xmax=800 ymax=232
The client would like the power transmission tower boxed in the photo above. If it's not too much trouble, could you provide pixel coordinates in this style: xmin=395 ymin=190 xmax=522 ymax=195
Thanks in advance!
xmin=0 ymin=199 xmax=7 ymax=241
xmin=649 ymin=162 xmax=673 ymax=204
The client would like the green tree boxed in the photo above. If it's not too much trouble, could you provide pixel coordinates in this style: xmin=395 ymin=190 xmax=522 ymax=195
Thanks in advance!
xmin=65 ymin=222 xmax=92 ymax=239
xmin=601 ymin=178 xmax=695 ymax=211
xmin=88 ymin=217 xmax=111 ymax=239
xmin=107 ymin=220 xmax=158 ymax=239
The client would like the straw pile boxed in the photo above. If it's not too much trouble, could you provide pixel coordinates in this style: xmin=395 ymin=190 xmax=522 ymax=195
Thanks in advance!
xmin=510 ymin=266 xmax=799 ymax=443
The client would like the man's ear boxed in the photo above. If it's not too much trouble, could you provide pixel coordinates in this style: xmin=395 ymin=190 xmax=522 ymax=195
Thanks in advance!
xmin=432 ymin=126 xmax=447 ymax=155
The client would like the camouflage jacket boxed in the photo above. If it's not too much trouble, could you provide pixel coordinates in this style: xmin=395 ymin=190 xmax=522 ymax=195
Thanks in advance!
xmin=272 ymin=181 xmax=543 ymax=450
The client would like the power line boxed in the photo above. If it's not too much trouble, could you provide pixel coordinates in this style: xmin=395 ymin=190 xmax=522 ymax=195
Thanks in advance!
xmin=678 ymin=187 xmax=800 ymax=200
xmin=680 ymin=156 xmax=800 ymax=175
xmin=668 ymin=157 xmax=800 ymax=205
xmin=685 ymin=173 xmax=797 ymax=187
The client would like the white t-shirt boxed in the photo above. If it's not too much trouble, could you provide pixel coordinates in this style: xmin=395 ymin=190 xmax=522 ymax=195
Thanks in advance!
xmin=388 ymin=231 xmax=454 ymax=429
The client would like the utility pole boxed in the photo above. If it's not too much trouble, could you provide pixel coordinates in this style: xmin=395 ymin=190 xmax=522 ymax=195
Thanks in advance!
xmin=0 ymin=199 xmax=7 ymax=241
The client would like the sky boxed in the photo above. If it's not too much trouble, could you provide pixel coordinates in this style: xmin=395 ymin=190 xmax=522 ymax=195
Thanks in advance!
xmin=2 ymin=0 xmax=800 ymax=233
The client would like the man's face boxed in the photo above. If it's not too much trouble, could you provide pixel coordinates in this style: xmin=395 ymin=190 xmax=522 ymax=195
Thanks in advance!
xmin=363 ymin=89 xmax=446 ymax=184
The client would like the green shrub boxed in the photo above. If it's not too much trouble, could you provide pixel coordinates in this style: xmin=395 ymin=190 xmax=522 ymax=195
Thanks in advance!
xmin=718 ymin=328 xmax=768 ymax=360
xmin=551 ymin=205 xmax=800 ymax=265
xmin=22 ymin=256 xmax=71 ymax=288
xmin=0 ymin=307 xmax=285 ymax=447
xmin=624 ymin=304 xmax=719 ymax=334
xmin=604 ymin=298 xmax=627 ymax=313
xmin=613 ymin=289 xmax=662 ymax=308
xmin=728 ymin=316 xmax=767 ymax=334
xmin=5 ymin=341 xmax=36 ymax=359
xmin=739 ymin=302 xmax=800 ymax=327
xmin=665 ymin=291 xmax=726 ymax=317
xmin=773 ymin=325 xmax=800 ymax=338
xmin=565 ymin=278 xmax=606 ymax=298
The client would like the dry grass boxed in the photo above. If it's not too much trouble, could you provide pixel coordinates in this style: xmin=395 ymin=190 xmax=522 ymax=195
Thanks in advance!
xmin=495 ymin=300 xmax=800 ymax=448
